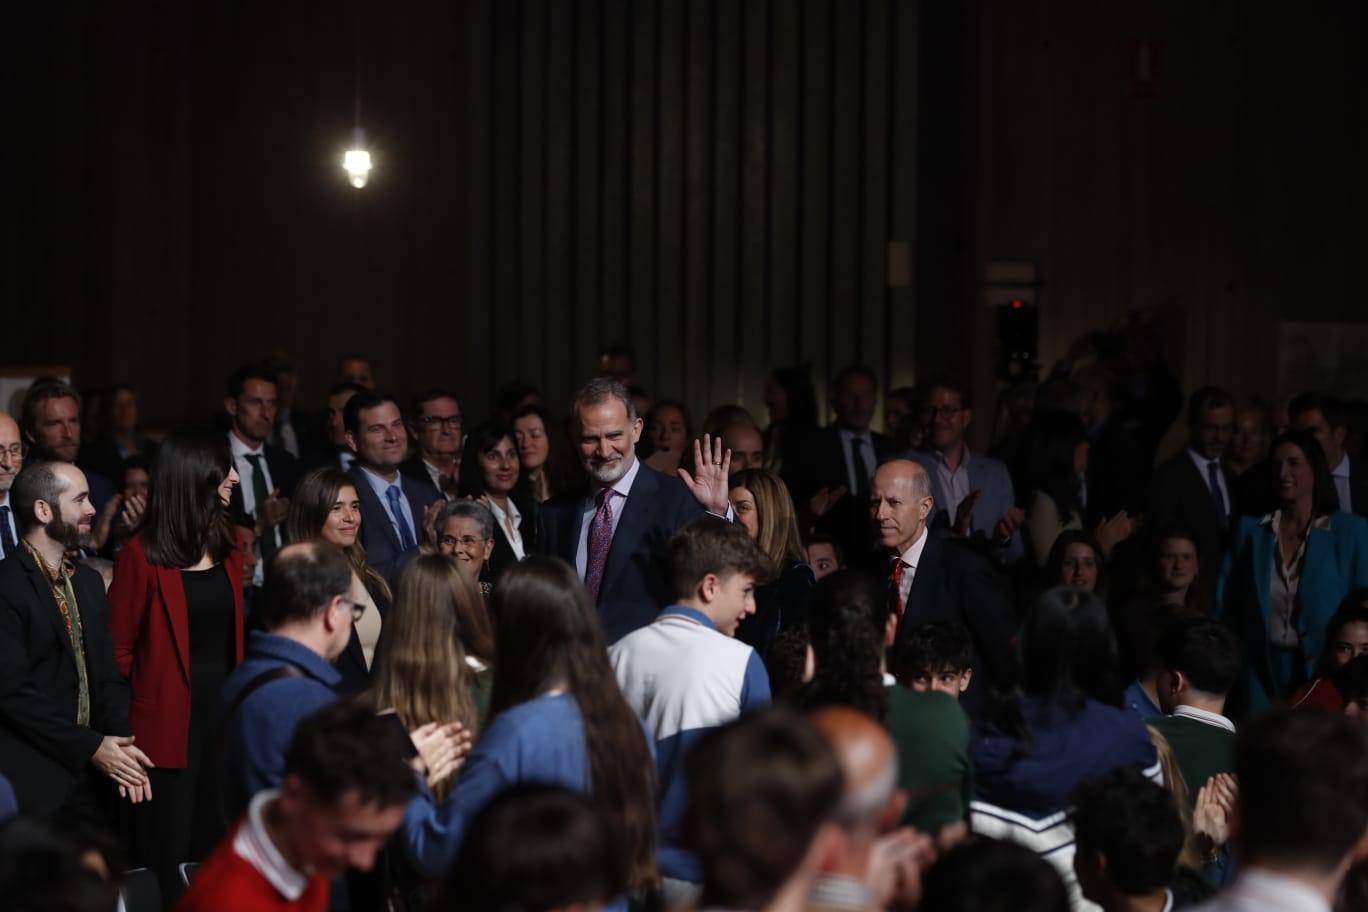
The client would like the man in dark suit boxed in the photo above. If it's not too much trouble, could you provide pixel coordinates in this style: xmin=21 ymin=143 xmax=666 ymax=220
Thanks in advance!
xmin=539 ymin=378 xmax=733 ymax=643
xmin=782 ymin=365 xmax=897 ymax=566
xmin=399 ymin=388 xmax=464 ymax=500
xmin=875 ymin=459 xmax=1015 ymax=718
xmin=344 ymin=390 xmax=442 ymax=588
xmin=224 ymin=365 xmax=300 ymax=593
xmin=1291 ymin=392 xmax=1368 ymax=518
xmin=1146 ymin=386 xmax=1236 ymax=580
xmin=0 ymin=461 xmax=149 ymax=816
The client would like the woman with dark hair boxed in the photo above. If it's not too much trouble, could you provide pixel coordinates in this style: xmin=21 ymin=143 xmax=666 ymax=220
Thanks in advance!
xmin=1042 ymin=529 xmax=1107 ymax=596
xmin=728 ymin=468 xmax=813 ymax=657
xmin=108 ymin=428 xmax=247 ymax=896
xmin=458 ymin=424 xmax=538 ymax=585
xmin=797 ymin=571 xmax=889 ymax=721
xmin=1291 ymin=590 xmax=1368 ymax=711
xmin=286 ymin=466 xmax=391 ymax=695
xmin=640 ymin=399 xmax=692 ymax=475
xmin=1021 ymin=411 xmax=1089 ymax=566
xmin=400 ymin=557 xmax=657 ymax=907
xmin=1218 ymin=429 xmax=1368 ymax=712
xmin=511 ymin=403 xmax=579 ymax=503
xmin=763 ymin=366 xmax=818 ymax=474
xmin=971 ymin=587 xmax=1158 ymax=908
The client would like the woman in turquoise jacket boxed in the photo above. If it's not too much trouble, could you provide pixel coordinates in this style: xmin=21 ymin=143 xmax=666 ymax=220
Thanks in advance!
xmin=1218 ymin=429 xmax=1368 ymax=714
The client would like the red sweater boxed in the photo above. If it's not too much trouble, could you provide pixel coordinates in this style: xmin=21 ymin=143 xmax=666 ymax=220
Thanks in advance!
xmin=176 ymin=820 xmax=329 ymax=912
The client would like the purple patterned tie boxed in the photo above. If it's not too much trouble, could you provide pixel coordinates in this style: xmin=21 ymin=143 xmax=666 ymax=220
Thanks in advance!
xmin=584 ymin=488 xmax=615 ymax=602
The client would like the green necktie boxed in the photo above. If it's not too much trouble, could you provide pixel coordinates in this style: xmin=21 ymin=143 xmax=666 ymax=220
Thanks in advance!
xmin=244 ymin=453 xmax=280 ymax=570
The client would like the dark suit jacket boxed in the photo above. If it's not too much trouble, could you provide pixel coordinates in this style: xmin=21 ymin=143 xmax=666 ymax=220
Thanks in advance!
xmin=539 ymin=462 xmax=711 ymax=643
xmin=398 ymin=455 xmax=445 ymax=501
xmin=0 ymin=550 xmax=130 ymax=814
xmin=890 ymin=534 xmax=1016 ymax=719
xmin=334 ymin=575 xmax=392 ymax=697
xmin=348 ymin=465 xmax=442 ymax=589
xmin=783 ymin=425 xmax=896 ymax=566
xmin=483 ymin=492 xmax=541 ymax=586
xmin=1146 ymin=452 xmax=1234 ymax=578
xmin=228 ymin=443 xmax=301 ymax=545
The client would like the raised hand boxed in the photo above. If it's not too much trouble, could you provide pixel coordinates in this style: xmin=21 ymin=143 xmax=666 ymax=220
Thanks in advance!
xmin=952 ymin=489 xmax=983 ymax=537
xmin=808 ymin=485 xmax=849 ymax=519
xmin=678 ymin=434 xmax=733 ymax=516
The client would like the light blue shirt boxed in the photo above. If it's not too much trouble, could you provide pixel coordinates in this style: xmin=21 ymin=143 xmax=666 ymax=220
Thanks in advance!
xmin=358 ymin=465 xmax=417 ymax=548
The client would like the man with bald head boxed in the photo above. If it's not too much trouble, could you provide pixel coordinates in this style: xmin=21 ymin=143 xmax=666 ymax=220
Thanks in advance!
xmin=807 ymin=706 xmax=907 ymax=912
xmin=871 ymin=459 xmax=1014 ymax=716
xmin=0 ymin=411 xmax=21 ymax=560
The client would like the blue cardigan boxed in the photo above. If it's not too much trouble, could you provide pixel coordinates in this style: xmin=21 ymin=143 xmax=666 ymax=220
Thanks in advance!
xmin=1218 ymin=511 xmax=1368 ymax=711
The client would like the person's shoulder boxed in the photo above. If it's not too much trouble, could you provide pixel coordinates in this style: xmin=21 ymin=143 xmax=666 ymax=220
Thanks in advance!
xmin=970 ymin=450 xmax=1012 ymax=478
xmin=1329 ymin=511 xmax=1368 ymax=537
xmin=887 ymin=686 xmax=970 ymax=734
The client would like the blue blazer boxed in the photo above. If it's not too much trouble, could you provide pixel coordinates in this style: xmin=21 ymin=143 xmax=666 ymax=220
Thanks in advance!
xmin=1218 ymin=511 xmax=1368 ymax=712
xmin=347 ymin=465 xmax=442 ymax=589
xmin=905 ymin=449 xmax=1024 ymax=563
xmin=539 ymin=461 xmax=710 ymax=643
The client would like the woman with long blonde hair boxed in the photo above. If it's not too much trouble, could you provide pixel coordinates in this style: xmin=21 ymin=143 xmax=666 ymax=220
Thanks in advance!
xmin=728 ymin=468 xmax=813 ymax=658
xmin=367 ymin=555 xmax=492 ymax=780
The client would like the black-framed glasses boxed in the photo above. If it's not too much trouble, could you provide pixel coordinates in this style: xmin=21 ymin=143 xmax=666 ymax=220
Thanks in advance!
xmin=421 ymin=415 xmax=464 ymax=430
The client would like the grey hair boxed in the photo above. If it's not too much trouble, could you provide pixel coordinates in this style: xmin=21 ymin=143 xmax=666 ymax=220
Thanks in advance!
xmin=574 ymin=376 xmax=637 ymax=423
xmin=909 ymin=464 xmax=932 ymax=500
xmin=436 ymin=498 xmax=496 ymax=542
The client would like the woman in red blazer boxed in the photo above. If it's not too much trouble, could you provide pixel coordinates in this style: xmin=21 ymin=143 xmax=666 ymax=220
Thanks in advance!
xmin=109 ymin=428 xmax=246 ymax=898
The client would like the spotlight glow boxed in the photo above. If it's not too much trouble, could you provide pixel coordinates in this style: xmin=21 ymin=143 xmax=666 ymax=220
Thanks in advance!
xmin=343 ymin=149 xmax=372 ymax=188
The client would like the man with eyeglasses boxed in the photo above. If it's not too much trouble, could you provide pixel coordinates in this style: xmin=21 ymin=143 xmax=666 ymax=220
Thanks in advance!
xmin=0 ymin=411 xmax=21 ymax=560
xmin=401 ymin=389 xmax=464 ymax=499
xmin=904 ymin=377 xmax=1024 ymax=564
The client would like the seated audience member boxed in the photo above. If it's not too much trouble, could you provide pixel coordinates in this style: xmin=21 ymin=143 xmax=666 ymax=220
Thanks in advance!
xmin=1292 ymin=590 xmax=1368 ymax=710
xmin=108 ymin=429 xmax=248 ymax=895
xmin=1189 ymin=707 xmax=1368 ymax=912
xmin=431 ymin=784 xmax=629 ymax=912
xmin=971 ymin=587 xmax=1159 ymax=908
xmin=219 ymin=542 xmax=355 ymax=819
xmin=898 ymin=620 xmax=974 ymax=701
xmin=286 ymin=467 xmax=392 ymax=695
xmin=334 ymin=353 xmax=375 ymax=389
xmin=434 ymin=498 xmax=498 ymax=598
xmin=400 ymin=556 xmax=657 ymax=908
xmin=1071 ymin=769 xmax=1188 ymax=912
xmin=21 ymin=381 xmax=117 ymax=512
xmin=0 ymin=461 xmax=146 ymax=818
xmin=305 ymin=381 xmax=364 ymax=472
xmin=640 ymin=399 xmax=693 ymax=475
xmin=366 ymin=554 xmax=490 ymax=753
xmin=805 ymin=531 xmax=845 ymax=581
xmin=808 ymin=706 xmax=917 ymax=912
xmin=1147 ymin=387 xmax=1236 ymax=584
xmin=224 ymin=364 xmax=300 ymax=591
xmin=729 ymin=468 xmax=814 ymax=656
xmin=1043 ymin=529 xmax=1107 ymax=595
xmin=0 ymin=816 xmax=119 ymax=912
xmin=512 ymin=402 xmax=577 ymax=503
xmin=400 ymin=388 xmax=463 ymax=499
xmin=783 ymin=365 xmax=895 ymax=562
xmin=1218 ymin=429 xmax=1368 ymax=713
xmin=683 ymin=708 xmax=844 ymax=912
xmin=458 ymin=423 xmax=538 ymax=584
xmin=1290 ymin=391 xmax=1368 ymax=518
xmin=177 ymin=701 xmax=417 ymax=912
xmin=874 ymin=459 xmax=1016 ymax=717
xmin=721 ymin=420 xmax=767 ymax=472
xmin=610 ymin=520 xmax=771 ymax=901
xmin=1151 ymin=618 xmax=1241 ymax=805
xmin=762 ymin=365 xmax=819 ymax=476
xmin=908 ymin=376 xmax=1024 ymax=563
xmin=344 ymin=390 xmax=442 ymax=588
xmin=0 ymin=410 xmax=22 ymax=562
xmin=539 ymin=377 xmax=734 ymax=643
xmin=802 ymin=571 xmax=972 ymax=836
xmin=919 ymin=838 xmax=1070 ymax=912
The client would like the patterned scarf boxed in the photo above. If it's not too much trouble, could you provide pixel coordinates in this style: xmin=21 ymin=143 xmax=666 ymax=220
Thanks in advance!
xmin=23 ymin=540 xmax=90 ymax=726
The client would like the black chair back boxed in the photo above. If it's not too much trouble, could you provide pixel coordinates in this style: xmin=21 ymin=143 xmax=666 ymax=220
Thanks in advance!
xmin=120 ymin=868 xmax=162 ymax=912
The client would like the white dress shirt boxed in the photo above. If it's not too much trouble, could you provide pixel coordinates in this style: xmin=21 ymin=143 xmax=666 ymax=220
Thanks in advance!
xmin=838 ymin=427 xmax=878 ymax=493
xmin=1332 ymin=454 xmax=1352 ymax=513
xmin=1172 ymin=704 xmax=1236 ymax=733
xmin=1263 ymin=510 xmax=1331 ymax=647
xmin=232 ymin=789 xmax=310 ymax=901
xmin=229 ymin=431 xmax=278 ymax=588
xmin=488 ymin=496 xmax=526 ymax=560
xmin=1187 ymin=447 xmax=1232 ymax=520
xmin=894 ymin=526 xmax=931 ymax=609
xmin=1190 ymin=868 xmax=1330 ymax=912
xmin=932 ymin=446 xmax=972 ymax=523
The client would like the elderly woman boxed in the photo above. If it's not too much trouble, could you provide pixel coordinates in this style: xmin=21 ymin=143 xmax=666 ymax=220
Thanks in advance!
xmin=436 ymin=498 xmax=498 ymax=598
xmin=1219 ymin=429 xmax=1368 ymax=713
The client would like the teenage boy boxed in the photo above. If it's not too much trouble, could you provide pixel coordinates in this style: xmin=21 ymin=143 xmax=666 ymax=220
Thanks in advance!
xmin=609 ymin=519 xmax=771 ymax=904
xmin=896 ymin=621 xmax=974 ymax=700
xmin=1151 ymin=617 xmax=1241 ymax=802
xmin=1073 ymin=768 xmax=1187 ymax=912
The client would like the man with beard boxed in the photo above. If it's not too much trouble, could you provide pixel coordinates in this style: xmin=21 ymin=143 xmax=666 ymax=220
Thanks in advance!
xmin=540 ymin=377 xmax=735 ymax=642
xmin=0 ymin=461 xmax=150 ymax=817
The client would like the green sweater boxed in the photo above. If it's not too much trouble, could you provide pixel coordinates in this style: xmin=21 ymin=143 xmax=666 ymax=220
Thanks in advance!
xmin=886 ymin=685 xmax=972 ymax=834
xmin=1150 ymin=709 xmax=1235 ymax=801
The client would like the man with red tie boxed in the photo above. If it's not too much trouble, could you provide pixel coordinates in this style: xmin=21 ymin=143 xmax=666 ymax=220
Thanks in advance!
xmin=871 ymin=459 xmax=1015 ymax=718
